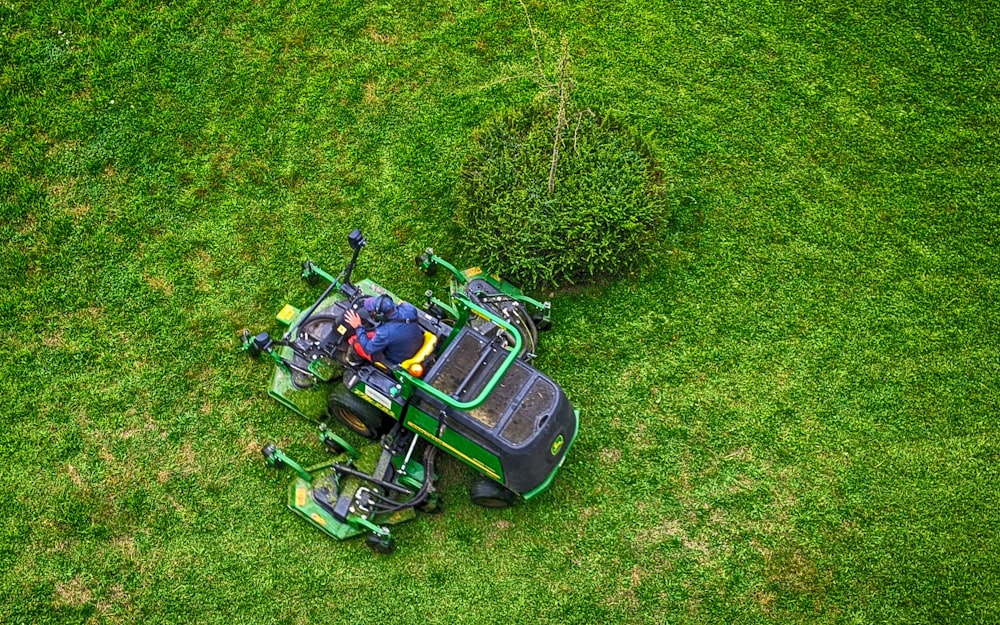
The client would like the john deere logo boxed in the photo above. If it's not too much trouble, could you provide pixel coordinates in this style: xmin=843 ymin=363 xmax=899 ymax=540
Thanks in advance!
xmin=550 ymin=435 xmax=565 ymax=455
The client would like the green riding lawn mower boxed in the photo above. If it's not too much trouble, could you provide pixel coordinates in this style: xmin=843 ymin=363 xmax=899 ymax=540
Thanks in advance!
xmin=242 ymin=230 xmax=579 ymax=554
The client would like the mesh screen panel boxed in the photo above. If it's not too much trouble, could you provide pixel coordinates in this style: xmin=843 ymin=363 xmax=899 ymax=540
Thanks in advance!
xmin=426 ymin=331 xmax=487 ymax=396
xmin=502 ymin=377 xmax=556 ymax=445
xmin=467 ymin=362 xmax=532 ymax=428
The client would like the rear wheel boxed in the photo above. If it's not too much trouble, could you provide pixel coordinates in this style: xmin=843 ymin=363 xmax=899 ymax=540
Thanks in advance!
xmin=504 ymin=304 xmax=538 ymax=356
xmin=469 ymin=477 xmax=516 ymax=509
xmin=468 ymin=293 xmax=538 ymax=358
xmin=327 ymin=384 xmax=392 ymax=440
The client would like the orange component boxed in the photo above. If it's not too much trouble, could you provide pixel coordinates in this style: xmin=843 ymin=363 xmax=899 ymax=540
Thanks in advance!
xmin=408 ymin=363 xmax=424 ymax=378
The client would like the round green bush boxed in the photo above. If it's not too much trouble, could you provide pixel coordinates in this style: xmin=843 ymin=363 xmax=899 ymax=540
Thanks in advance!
xmin=458 ymin=104 xmax=669 ymax=288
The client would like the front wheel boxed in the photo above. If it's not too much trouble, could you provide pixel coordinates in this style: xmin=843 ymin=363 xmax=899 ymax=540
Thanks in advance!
xmin=241 ymin=330 xmax=260 ymax=359
xmin=327 ymin=384 xmax=392 ymax=440
xmin=261 ymin=443 xmax=285 ymax=469
xmin=302 ymin=260 xmax=320 ymax=286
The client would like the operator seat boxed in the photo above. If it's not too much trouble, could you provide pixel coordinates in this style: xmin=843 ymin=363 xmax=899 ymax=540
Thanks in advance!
xmin=400 ymin=332 xmax=438 ymax=377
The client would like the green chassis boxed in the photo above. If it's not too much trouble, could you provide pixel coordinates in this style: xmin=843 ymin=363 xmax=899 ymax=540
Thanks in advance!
xmin=245 ymin=231 xmax=579 ymax=552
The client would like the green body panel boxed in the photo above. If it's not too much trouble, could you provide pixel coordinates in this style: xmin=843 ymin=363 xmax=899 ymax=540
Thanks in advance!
xmin=402 ymin=408 xmax=504 ymax=482
xmin=391 ymin=454 xmax=428 ymax=491
xmin=287 ymin=472 xmax=364 ymax=541
xmin=350 ymin=381 xmax=403 ymax=419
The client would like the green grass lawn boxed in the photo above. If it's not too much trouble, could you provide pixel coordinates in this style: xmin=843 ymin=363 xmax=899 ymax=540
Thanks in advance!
xmin=2 ymin=0 xmax=998 ymax=623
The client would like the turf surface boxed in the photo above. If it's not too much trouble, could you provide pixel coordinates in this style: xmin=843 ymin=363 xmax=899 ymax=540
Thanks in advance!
xmin=2 ymin=0 xmax=998 ymax=623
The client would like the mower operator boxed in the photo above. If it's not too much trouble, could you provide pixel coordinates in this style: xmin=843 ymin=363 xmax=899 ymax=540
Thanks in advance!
xmin=344 ymin=295 xmax=424 ymax=365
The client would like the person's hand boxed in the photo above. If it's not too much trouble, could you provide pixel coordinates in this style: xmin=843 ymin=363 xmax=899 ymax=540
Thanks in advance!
xmin=344 ymin=308 xmax=362 ymax=329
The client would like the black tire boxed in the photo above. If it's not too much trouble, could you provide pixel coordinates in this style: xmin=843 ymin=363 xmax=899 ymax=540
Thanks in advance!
xmin=469 ymin=477 xmax=516 ymax=509
xmin=505 ymin=304 xmax=538 ymax=357
xmin=327 ymin=384 xmax=391 ymax=440
xmin=323 ymin=437 xmax=345 ymax=455
xmin=415 ymin=253 xmax=437 ymax=276
xmin=366 ymin=533 xmax=396 ymax=555
xmin=261 ymin=443 xmax=285 ymax=469
xmin=302 ymin=260 xmax=319 ymax=286
xmin=241 ymin=330 xmax=261 ymax=359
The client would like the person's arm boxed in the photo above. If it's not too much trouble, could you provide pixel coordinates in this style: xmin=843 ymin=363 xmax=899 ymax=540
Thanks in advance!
xmin=345 ymin=309 xmax=390 ymax=356
xmin=355 ymin=326 xmax=390 ymax=356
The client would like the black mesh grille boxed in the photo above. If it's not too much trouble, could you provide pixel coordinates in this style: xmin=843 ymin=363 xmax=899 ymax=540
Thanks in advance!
xmin=426 ymin=331 xmax=487 ymax=396
xmin=468 ymin=362 xmax=532 ymax=429
xmin=501 ymin=377 xmax=556 ymax=445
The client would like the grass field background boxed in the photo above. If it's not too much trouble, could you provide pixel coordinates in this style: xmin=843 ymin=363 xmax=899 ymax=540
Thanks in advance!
xmin=2 ymin=0 xmax=998 ymax=623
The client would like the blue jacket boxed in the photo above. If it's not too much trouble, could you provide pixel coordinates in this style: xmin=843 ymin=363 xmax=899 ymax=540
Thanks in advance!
xmin=353 ymin=302 xmax=424 ymax=364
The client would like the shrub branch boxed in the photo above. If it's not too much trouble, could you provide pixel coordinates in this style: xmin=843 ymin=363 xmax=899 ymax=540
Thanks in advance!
xmin=519 ymin=0 xmax=550 ymax=87
xmin=548 ymin=35 xmax=570 ymax=194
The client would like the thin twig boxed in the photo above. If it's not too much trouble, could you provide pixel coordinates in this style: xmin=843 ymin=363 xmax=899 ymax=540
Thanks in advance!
xmin=519 ymin=0 xmax=550 ymax=86
xmin=572 ymin=108 xmax=595 ymax=154
xmin=548 ymin=35 xmax=570 ymax=194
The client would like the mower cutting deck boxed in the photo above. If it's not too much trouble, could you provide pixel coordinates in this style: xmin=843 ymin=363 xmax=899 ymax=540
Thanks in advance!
xmin=243 ymin=229 xmax=578 ymax=553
